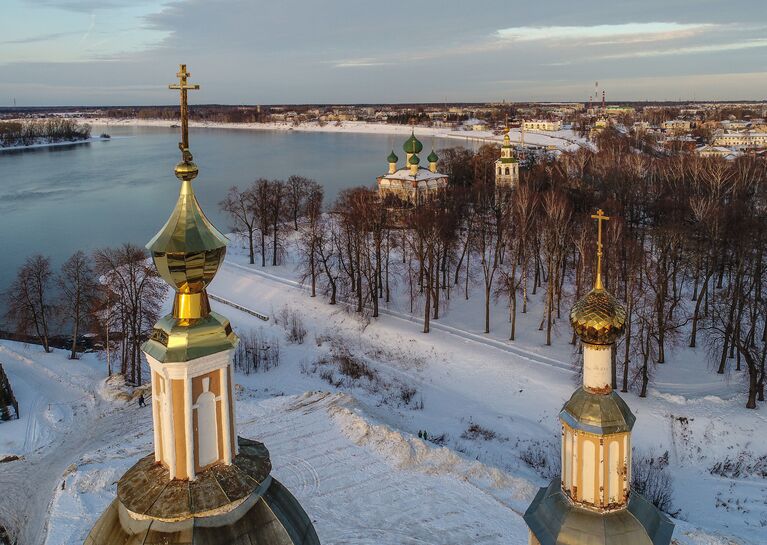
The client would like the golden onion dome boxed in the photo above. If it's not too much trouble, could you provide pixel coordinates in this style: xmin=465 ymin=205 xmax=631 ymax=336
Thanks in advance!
xmin=570 ymin=287 xmax=626 ymax=345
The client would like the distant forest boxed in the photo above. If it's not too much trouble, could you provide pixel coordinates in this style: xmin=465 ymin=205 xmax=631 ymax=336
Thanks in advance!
xmin=0 ymin=119 xmax=91 ymax=148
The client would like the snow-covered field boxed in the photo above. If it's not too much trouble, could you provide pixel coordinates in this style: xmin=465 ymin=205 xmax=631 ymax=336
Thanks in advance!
xmin=1 ymin=233 xmax=765 ymax=545
xmin=83 ymin=117 xmax=588 ymax=152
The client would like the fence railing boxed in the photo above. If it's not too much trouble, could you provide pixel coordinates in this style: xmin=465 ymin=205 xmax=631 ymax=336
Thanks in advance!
xmin=208 ymin=293 xmax=270 ymax=322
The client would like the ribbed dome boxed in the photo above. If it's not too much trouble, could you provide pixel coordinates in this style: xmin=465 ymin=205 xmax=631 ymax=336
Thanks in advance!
xmin=570 ymin=287 xmax=626 ymax=345
xmin=560 ymin=387 xmax=635 ymax=434
xmin=427 ymin=150 xmax=438 ymax=162
xmin=403 ymin=132 xmax=423 ymax=154
xmin=524 ymin=480 xmax=674 ymax=545
xmin=84 ymin=438 xmax=321 ymax=545
xmin=408 ymin=153 xmax=420 ymax=165
xmin=387 ymin=150 xmax=398 ymax=163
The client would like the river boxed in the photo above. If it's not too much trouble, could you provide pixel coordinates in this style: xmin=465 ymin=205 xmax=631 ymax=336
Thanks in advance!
xmin=0 ymin=124 xmax=457 ymax=292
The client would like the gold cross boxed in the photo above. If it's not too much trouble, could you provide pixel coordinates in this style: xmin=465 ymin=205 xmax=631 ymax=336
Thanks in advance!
xmin=590 ymin=209 xmax=610 ymax=289
xmin=168 ymin=64 xmax=200 ymax=159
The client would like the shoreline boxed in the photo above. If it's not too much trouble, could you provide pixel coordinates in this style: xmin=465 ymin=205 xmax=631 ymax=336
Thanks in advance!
xmin=0 ymin=136 xmax=108 ymax=153
xmin=83 ymin=118 xmax=586 ymax=151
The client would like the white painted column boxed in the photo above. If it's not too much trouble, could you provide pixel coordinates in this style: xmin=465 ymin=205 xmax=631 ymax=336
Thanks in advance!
xmin=572 ymin=432 xmax=578 ymax=499
xmin=583 ymin=344 xmax=612 ymax=392
xmin=151 ymin=375 xmax=161 ymax=463
xmin=228 ymin=363 xmax=239 ymax=455
xmin=220 ymin=367 xmax=233 ymax=464
xmin=164 ymin=372 xmax=177 ymax=480
xmin=598 ymin=440 xmax=605 ymax=506
xmin=184 ymin=376 xmax=195 ymax=481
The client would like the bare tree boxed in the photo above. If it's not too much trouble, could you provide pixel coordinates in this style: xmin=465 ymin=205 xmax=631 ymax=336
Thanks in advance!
xmin=4 ymin=255 xmax=53 ymax=352
xmin=297 ymin=182 xmax=324 ymax=297
xmin=93 ymin=244 xmax=165 ymax=385
xmin=268 ymin=179 xmax=287 ymax=266
xmin=58 ymin=250 xmax=96 ymax=359
xmin=252 ymin=178 xmax=272 ymax=267
xmin=286 ymin=175 xmax=312 ymax=230
xmin=220 ymin=184 xmax=258 ymax=264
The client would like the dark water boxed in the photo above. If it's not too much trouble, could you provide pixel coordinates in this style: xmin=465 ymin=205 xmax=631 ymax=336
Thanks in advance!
xmin=0 ymin=125 xmax=455 ymax=291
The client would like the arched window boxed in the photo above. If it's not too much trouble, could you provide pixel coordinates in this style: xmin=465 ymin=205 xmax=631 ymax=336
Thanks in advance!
xmin=195 ymin=378 xmax=219 ymax=467
xmin=505 ymin=167 xmax=510 ymax=175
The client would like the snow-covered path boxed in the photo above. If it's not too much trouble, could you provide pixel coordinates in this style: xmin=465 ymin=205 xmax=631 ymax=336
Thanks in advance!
xmin=0 ymin=343 xmax=141 ymax=545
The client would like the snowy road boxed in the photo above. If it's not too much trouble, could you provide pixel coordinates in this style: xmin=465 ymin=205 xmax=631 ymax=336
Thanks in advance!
xmin=0 ymin=344 xmax=139 ymax=545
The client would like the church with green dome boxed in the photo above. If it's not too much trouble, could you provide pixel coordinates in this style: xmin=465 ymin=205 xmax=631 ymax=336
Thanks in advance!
xmin=377 ymin=131 xmax=448 ymax=206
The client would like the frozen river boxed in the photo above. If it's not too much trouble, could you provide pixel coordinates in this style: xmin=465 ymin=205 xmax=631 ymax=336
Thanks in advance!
xmin=0 ymin=124 xmax=454 ymax=291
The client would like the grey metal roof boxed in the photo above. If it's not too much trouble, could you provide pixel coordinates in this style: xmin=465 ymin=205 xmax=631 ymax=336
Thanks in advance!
xmin=117 ymin=437 xmax=272 ymax=521
xmin=85 ymin=477 xmax=320 ymax=545
xmin=85 ymin=437 xmax=321 ymax=545
xmin=524 ymin=480 xmax=674 ymax=545
xmin=560 ymin=387 xmax=636 ymax=435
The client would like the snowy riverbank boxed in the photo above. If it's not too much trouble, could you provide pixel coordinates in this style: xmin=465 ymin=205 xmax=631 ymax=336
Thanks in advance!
xmin=0 ymin=136 xmax=108 ymax=152
xmin=84 ymin=117 xmax=588 ymax=152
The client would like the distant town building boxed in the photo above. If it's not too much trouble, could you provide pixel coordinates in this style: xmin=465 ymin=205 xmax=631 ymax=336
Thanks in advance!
xmin=523 ymin=119 xmax=562 ymax=132
xmin=604 ymin=105 xmax=636 ymax=116
xmin=377 ymin=132 xmax=448 ymax=206
xmin=712 ymin=131 xmax=767 ymax=149
xmin=662 ymin=119 xmax=694 ymax=134
xmin=696 ymin=145 xmax=741 ymax=160
xmin=463 ymin=118 xmax=489 ymax=131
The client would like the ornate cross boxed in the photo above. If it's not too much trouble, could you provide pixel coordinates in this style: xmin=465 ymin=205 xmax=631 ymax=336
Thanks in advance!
xmin=169 ymin=64 xmax=200 ymax=160
xmin=590 ymin=209 xmax=610 ymax=289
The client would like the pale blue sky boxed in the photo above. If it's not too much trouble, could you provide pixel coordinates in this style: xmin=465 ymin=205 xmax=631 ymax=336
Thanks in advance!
xmin=1 ymin=0 xmax=766 ymax=105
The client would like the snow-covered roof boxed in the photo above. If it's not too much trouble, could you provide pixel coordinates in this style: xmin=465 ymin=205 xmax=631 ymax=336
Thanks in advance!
xmin=380 ymin=167 xmax=447 ymax=182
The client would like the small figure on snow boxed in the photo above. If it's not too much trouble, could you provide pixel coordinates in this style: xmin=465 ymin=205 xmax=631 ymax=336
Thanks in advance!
xmin=138 ymin=393 xmax=146 ymax=408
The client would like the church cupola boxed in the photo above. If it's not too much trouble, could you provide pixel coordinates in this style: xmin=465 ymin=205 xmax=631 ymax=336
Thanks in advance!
xmin=524 ymin=209 xmax=674 ymax=545
xmin=387 ymin=150 xmax=398 ymax=174
xmin=403 ymin=130 xmax=423 ymax=166
xmin=427 ymin=149 xmax=438 ymax=173
xmin=408 ymin=152 xmax=420 ymax=175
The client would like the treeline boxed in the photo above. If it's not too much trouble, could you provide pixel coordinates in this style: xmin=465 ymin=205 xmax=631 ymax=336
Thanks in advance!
xmin=222 ymin=128 xmax=766 ymax=409
xmin=0 ymin=119 xmax=91 ymax=147
xmin=105 ymin=106 xmax=264 ymax=124
xmin=2 ymin=246 xmax=164 ymax=385
xmin=220 ymin=175 xmax=322 ymax=267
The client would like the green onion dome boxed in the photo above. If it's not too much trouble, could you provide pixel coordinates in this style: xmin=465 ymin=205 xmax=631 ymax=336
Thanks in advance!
xmin=387 ymin=150 xmax=398 ymax=163
xmin=408 ymin=153 xmax=420 ymax=165
xmin=403 ymin=132 xmax=423 ymax=154
xmin=427 ymin=150 xmax=438 ymax=162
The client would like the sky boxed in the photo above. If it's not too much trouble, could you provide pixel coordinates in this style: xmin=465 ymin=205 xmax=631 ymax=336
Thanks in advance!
xmin=0 ymin=0 xmax=766 ymax=105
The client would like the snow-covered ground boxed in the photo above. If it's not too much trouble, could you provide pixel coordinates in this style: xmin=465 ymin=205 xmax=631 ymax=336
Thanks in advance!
xmin=1 ymin=232 xmax=765 ymax=545
xmin=83 ymin=117 xmax=588 ymax=152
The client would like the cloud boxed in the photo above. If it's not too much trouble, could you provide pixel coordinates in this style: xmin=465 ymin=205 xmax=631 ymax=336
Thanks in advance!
xmin=598 ymin=38 xmax=767 ymax=60
xmin=495 ymin=22 xmax=714 ymax=44
xmin=333 ymin=59 xmax=394 ymax=69
xmin=24 ymin=0 xmax=156 ymax=12
xmin=1 ymin=30 xmax=85 ymax=44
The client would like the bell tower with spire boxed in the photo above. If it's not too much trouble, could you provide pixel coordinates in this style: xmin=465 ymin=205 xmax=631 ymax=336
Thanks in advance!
xmin=495 ymin=123 xmax=519 ymax=190
xmin=144 ymin=64 xmax=237 ymax=480
xmin=523 ymin=210 xmax=674 ymax=545
xmin=85 ymin=65 xmax=320 ymax=545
